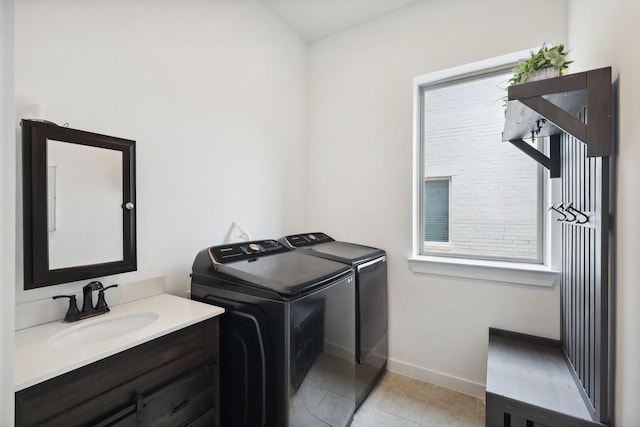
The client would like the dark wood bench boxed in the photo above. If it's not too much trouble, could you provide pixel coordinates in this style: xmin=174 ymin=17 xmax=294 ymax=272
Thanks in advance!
xmin=485 ymin=328 xmax=604 ymax=427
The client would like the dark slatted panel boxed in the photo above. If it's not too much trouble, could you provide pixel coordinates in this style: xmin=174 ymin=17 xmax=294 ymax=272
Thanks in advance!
xmin=560 ymin=109 xmax=609 ymax=423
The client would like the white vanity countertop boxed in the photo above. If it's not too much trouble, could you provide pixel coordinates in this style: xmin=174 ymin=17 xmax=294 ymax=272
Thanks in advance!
xmin=15 ymin=293 xmax=224 ymax=391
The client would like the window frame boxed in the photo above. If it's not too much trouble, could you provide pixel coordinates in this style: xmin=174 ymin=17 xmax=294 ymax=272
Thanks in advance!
xmin=410 ymin=49 xmax=560 ymax=286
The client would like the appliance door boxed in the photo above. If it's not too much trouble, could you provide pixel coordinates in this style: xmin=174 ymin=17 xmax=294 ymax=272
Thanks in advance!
xmin=356 ymin=256 xmax=388 ymax=402
xmin=199 ymin=296 xmax=276 ymax=427
xmin=289 ymin=274 xmax=356 ymax=427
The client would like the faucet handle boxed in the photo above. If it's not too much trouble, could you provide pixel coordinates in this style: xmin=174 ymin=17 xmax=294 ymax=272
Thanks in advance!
xmin=52 ymin=294 xmax=81 ymax=322
xmin=95 ymin=284 xmax=118 ymax=312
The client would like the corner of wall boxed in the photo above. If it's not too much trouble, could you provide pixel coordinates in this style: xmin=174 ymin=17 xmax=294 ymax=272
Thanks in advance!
xmin=1 ymin=0 xmax=16 ymax=424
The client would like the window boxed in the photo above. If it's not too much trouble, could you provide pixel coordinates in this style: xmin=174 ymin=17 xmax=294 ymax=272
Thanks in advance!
xmin=424 ymin=178 xmax=450 ymax=244
xmin=414 ymin=53 xmax=545 ymax=264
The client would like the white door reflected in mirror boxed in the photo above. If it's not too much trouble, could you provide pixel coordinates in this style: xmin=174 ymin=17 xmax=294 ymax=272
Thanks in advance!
xmin=47 ymin=139 xmax=124 ymax=269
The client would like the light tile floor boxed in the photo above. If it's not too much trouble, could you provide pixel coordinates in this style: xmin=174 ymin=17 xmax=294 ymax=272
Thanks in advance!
xmin=352 ymin=372 xmax=486 ymax=427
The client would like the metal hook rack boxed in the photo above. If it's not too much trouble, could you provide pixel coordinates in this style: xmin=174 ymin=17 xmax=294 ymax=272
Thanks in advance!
xmin=548 ymin=202 xmax=591 ymax=225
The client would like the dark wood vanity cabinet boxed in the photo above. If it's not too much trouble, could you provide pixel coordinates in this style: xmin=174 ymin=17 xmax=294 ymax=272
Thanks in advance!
xmin=15 ymin=318 xmax=220 ymax=427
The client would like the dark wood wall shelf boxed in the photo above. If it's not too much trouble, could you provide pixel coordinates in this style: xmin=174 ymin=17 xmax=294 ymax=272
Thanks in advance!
xmin=502 ymin=67 xmax=612 ymax=178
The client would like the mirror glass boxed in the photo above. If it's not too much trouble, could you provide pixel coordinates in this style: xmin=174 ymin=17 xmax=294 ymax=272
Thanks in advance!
xmin=47 ymin=139 xmax=124 ymax=269
xmin=22 ymin=119 xmax=136 ymax=289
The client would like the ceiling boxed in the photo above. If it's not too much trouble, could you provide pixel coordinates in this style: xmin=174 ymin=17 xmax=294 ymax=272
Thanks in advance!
xmin=262 ymin=0 xmax=422 ymax=42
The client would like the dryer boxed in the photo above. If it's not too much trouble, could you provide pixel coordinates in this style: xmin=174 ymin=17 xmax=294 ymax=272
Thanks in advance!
xmin=191 ymin=239 xmax=356 ymax=427
xmin=282 ymin=232 xmax=388 ymax=409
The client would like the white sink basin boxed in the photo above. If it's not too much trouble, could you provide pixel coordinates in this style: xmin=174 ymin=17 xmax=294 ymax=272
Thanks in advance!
xmin=47 ymin=312 xmax=159 ymax=348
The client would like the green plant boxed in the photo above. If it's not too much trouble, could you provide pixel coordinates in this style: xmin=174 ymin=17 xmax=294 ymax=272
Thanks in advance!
xmin=509 ymin=44 xmax=572 ymax=85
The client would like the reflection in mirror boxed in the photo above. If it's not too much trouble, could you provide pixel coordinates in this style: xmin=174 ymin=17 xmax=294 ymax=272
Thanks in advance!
xmin=22 ymin=119 xmax=136 ymax=289
xmin=47 ymin=139 xmax=124 ymax=269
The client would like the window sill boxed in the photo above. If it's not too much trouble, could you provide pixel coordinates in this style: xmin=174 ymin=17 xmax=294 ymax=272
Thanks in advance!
xmin=407 ymin=255 xmax=559 ymax=287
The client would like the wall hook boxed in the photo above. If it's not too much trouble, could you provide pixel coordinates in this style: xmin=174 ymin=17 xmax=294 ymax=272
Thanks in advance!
xmin=549 ymin=204 xmax=567 ymax=221
xmin=565 ymin=203 xmax=590 ymax=224
xmin=561 ymin=203 xmax=577 ymax=222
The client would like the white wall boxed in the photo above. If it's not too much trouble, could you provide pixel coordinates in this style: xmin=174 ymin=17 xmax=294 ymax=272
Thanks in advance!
xmin=568 ymin=1 xmax=640 ymax=425
xmin=14 ymin=0 xmax=308 ymax=305
xmin=306 ymin=0 xmax=568 ymax=395
xmin=1 ymin=0 xmax=16 ymax=422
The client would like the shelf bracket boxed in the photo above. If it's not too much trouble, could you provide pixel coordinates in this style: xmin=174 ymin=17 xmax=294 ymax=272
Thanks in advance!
xmin=509 ymin=134 xmax=561 ymax=178
xmin=519 ymin=97 xmax=587 ymax=142
xmin=505 ymin=67 xmax=612 ymax=158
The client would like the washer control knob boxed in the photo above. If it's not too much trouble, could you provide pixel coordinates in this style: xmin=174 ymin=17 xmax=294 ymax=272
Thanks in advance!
xmin=248 ymin=243 xmax=261 ymax=252
xmin=307 ymin=234 xmax=316 ymax=241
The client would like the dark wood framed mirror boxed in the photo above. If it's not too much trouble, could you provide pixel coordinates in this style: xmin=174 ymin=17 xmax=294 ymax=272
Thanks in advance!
xmin=22 ymin=119 xmax=137 ymax=289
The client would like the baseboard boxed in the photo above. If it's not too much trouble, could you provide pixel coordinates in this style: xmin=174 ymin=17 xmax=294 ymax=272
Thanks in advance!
xmin=387 ymin=358 xmax=486 ymax=399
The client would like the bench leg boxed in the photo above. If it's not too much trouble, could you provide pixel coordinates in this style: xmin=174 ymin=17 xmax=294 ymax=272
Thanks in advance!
xmin=486 ymin=392 xmax=505 ymax=427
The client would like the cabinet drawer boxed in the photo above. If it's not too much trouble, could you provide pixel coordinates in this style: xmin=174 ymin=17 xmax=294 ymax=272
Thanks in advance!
xmin=185 ymin=408 xmax=216 ymax=427
xmin=103 ymin=365 xmax=217 ymax=427
xmin=142 ymin=364 xmax=217 ymax=426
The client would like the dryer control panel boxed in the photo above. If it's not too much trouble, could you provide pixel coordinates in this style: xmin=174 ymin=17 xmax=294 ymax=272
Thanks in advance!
xmin=208 ymin=239 xmax=289 ymax=265
xmin=283 ymin=232 xmax=334 ymax=248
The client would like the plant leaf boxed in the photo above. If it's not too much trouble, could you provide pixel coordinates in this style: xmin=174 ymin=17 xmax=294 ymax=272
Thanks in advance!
xmin=550 ymin=56 xmax=564 ymax=67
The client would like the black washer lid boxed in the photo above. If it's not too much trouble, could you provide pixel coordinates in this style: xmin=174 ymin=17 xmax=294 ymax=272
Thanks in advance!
xmin=303 ymin=241 xmax=385 ymax=266
xmin=215 ymin=250 xmax=351 ymax=295
xmin=283 ymin=233 xmax=385 ymax=266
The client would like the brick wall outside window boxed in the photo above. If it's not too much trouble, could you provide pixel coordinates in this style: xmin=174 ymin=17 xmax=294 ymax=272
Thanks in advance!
xmin=422 ymin=72 xmax=540 ymax=260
